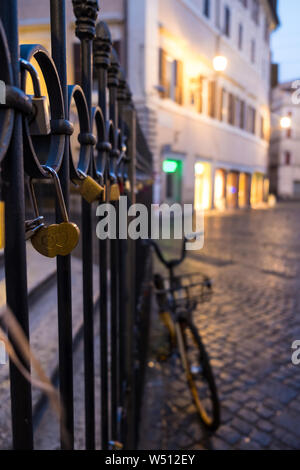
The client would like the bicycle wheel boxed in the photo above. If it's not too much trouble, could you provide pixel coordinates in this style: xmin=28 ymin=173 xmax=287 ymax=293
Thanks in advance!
xmin=176 ymin=319 xmax=220 ymax=431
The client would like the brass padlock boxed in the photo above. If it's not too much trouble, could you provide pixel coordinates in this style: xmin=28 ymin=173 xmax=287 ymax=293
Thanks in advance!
xmin=110 ymin=182 xmax=120 ymax=201
xmin=73 ymin=169 xmax=105 ymax=204
xmin=30 ymin=167 xmax=80 ymax=258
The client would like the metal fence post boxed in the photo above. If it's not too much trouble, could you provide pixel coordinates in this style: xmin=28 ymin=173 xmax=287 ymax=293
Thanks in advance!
xmin=123 ymin=94 xmax=137 ymax=450
xmin=72 ymin=0 xmax=99 ymax=450
xmin=93 ymin=21 xmax=112 ymax=450
xmin=0 ymin=0 xmax=34 ymax=450
xmin=50 ymin=0 xmax=74 ymax=449
xmin=107 ymin=48 xmax=121 ymax=443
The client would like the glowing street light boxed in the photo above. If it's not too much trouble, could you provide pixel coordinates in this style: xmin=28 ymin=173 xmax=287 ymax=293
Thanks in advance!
xmin=280 ymin=116 xmax=292 ymax=130
xmin=213 ymin=55 xmax=228 ymax=72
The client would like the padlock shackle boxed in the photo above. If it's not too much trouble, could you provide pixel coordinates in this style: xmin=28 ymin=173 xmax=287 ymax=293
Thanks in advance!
xmin=20 ymin=59 xmax=42 ymax=98
xmin=42 ymin=166 xmax=69 ymax=222
xmin=68 ymin=84 xmax=93 ymax=180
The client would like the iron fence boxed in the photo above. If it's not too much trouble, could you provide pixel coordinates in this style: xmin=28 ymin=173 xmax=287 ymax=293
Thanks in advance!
xmin=0 ymin=0 xmax=153 ymax=450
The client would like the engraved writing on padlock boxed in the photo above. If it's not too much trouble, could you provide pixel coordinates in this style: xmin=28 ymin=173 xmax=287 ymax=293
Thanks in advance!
xmin=74 ymin=170 xmax=105 ymax=204
xmin=30 ymin=167 xmax=80 ymax=258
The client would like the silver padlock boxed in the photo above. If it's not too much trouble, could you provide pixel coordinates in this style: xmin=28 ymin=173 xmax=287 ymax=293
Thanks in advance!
xmin=29 ymin=95 xmax=51 ymax=136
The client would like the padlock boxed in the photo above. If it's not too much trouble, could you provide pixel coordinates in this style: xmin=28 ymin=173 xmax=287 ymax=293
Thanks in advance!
xmin=29 ymin=95 xmax=51 ymax=136
xmin=30 ymin=167 xmax=80 ymax=258
xmin=73 ymin=169 xmax=105 ymax=204
xmin=110 ymin=182 xmax=120 ymax=201
xmin=20 ymin=59 xmax=51 ymax=137
xmin=124 ymin=180 xmax=131 ymax=192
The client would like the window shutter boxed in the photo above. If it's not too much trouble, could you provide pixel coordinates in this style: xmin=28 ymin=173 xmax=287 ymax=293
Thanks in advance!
xmin=175 ymin=60 xmax=183 ymax=105
xmin=159 ymin=48 xmax=168 ymax=98
xmin=208 ymin=80 xmax=216 ymax=118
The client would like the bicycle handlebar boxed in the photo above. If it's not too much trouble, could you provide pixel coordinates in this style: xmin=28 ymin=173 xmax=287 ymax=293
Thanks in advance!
xmin=146 ymin=232 xmax=201 ymax=269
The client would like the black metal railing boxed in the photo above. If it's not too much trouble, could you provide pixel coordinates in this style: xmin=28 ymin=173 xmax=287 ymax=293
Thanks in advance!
xmin=0 ymin=0 xmax=153 ymax=450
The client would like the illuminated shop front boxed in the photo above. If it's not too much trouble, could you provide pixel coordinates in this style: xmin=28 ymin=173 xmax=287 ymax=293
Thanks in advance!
xmin=194 ymin=162 xmax=212 ymax=210
xmin=214 ymin=169 xmax=226 ymax=210
xmin=226 ymin=172 xmax=239 ymax=209
xmin=239 ymin=173 xmax=251 ymax=208
xmin=251 ymin=172 xmax=265 ymax=206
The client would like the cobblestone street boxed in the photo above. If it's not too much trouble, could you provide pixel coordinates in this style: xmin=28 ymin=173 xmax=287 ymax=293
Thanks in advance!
xmin=139 ymin=203 xmax=300 ymax=450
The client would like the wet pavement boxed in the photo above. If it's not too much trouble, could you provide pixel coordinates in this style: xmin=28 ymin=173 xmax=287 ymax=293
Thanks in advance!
xmin=139 ymin=203 xmax=300 ymax=450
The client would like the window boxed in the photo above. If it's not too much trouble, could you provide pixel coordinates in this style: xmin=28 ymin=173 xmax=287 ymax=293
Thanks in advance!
xmin=228 ymin=93 xmax=235 ymax=125
xmin=174 ymin=60 xmax=184 ymax=105
xmin=251 ymin=39 xmax=256 ymax=63
xmin=215 ymin=0 xmax=221 ymax=29
xmin=247 ymin=106 xmax=256 ymax=134
xmin=159 ymin=49 xmax=183 ymax=105
xmin=240 ymin=100 xmax=245 ymax=129
xmin=224 ymin=6 xmax=231 ymax=37
xmin=238 ymin=23 xmax=243 ymax=50
xmin=219 ymin=88 xmax=227 ymax=121
xmin=264 ymin=16 xmax=270 ymax=43
xmin=203 ymin=0 xmax=210 ymax=18
xmin=260 ymin=115 xmax=265 ymax=139
xmin=284 ymin=151 xmax=291 ymax=165
xmin=208 ymin=80 xmax=217 ymax=118
xmin=235 ymin=98 xmax=244 ymax=128
xmin=197 ymin=76 xmax=204 ymax=113
xmin=287 ymin=111 xmax=292 ymax=138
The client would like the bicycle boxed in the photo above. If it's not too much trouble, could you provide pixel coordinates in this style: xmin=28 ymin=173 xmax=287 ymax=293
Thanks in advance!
xmin=148 ymin=236 xmax=220 ymax=432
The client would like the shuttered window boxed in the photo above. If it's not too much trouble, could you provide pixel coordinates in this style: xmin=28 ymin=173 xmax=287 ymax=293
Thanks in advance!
xmin=159 ymin=48 xmax=169 ymax=98
xmin=175 ymin=60 xmax=183 ymax=105
xmin=208 ymin=80 xmax=216 ymax=118
xmin=159 ymin=49 xmax=183 ymax=105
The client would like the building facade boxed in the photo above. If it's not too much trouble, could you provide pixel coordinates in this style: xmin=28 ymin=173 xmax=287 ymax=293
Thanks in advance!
xmin=270 ymin=81 xmax=300 ymax=199
xmin=18 ymin=0 xmax=279 ymax=208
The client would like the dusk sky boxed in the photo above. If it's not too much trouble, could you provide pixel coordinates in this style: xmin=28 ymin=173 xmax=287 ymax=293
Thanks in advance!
xmin=271 ymin=0 xmax=300 ymax=83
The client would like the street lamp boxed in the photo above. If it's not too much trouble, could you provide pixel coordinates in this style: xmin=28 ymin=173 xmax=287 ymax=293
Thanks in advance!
xmin=280 ymin=116 xmax=292 ymax=130
xmin=213 ymin=55 xmax=228 ymax=72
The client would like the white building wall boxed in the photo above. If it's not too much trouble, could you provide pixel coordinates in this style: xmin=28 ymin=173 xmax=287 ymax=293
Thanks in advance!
xmin=270 ymin=82 xmax=300 ymax=198
xmin=126 ymin=0 xmax=275 ymax=204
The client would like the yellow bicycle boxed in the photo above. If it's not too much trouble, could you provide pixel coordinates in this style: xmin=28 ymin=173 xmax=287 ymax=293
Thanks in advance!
xmin=149 ymin=237 xmax=220 ymax=431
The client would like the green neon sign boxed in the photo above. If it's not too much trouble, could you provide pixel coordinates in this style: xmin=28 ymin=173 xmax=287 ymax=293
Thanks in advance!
xmin=163 ymin=160 xmax=178 ymax=173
